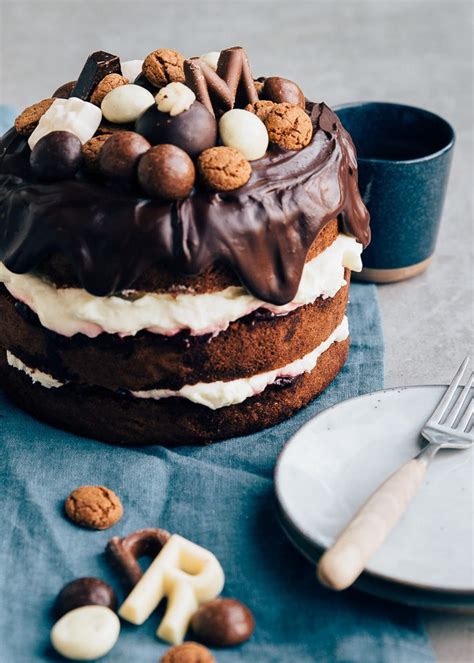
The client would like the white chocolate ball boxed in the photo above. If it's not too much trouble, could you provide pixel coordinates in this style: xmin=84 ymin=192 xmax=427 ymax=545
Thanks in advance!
xmin=156 ymin=82 xmax=196 ymax=116
xmin=219 ymin=109 xmax=268 ymax=161
xmin=50 ymin=605 xmax=120 ymax=661
xmin=101 ymin=84 xmax=154 ymax=123
xmin=200 ymin=51 xmax=220 ymax=71
xmin=120 ymin=59 xmax=144 ymax=83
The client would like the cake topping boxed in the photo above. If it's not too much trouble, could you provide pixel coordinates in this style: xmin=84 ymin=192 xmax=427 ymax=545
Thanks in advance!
xmin=101 ymin=84 xmax=155 ymax=123
xmin=90 ymin=73 xmax=129 ymax=106
xmin=262 ymin=76 xmax=305 ymax=107
xmin=219 ymin=108 xmax=268 ymax=160
xmin=142 ymin=48 xmax=186 ymax=87
xmin=70 ymin=50 xmax=121 ymax=101
xmin=191 ymin=598 xmax=255 ymax=647
xmin=52 ymin=81 xmax=76 ymax=99
xmin=135 ymin=100 xmax=217 ymax=157
xmin=55 ymin=578 xmax=117 ymax=618
xmin=64 ymin=485 xmax=123 ymax=530
xmin=30 ymin=131 xmax=82 ymax=181
xmin=120 ymin=59 xmax=143 ymax=83
xmin=184 ymin=46 xmax=258 ymax=117
xmin=161 ymin=642 xmax=215 ymax=663
xmin=27 ymin=97 xmax=102 ymax=149
xmin=14 ymin=98 xmax=55 ymax=135
xmin=199 ymin=51 xmax=220 ymax=71
xmin=82 ymin=133 xmax=111 ymax=173
xmin=138 ymin=144 xmax=195 ymax=199
xmin=198 ymin=146 xmax=251 ymax=191
xmin=245 ymin=99 xmax=277 ymax=122
xmin=264 ymin=102 xmax=313 ymax=150
xmin=156 ymin=82 xmax=196 ymax=116
xmin=99 ymin=131 xmax=150 ymax=184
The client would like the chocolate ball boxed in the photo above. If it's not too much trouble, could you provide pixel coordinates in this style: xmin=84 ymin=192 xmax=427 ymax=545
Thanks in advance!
xmin=99 ymin=130 xmax=151 ymax=184
xmin=52 ymin=80 xmax=76 ymax=99
xmin=135 ymin=101 xmax=217 ymax=158
xmin=191 ymin=598 xmax=255 ymax=647
xmin=138 ymin=144 xmax=195 ymax=200
xmin=30 ymin=130 xmax=82 ymax=181
xmin=55 ymin=577 xmax=117 ymax=619
xmin=262 ymin=77 xmax=305 ymax=108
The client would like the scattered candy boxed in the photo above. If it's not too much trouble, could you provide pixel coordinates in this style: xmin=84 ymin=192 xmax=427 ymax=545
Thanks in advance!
xmin=156 ymin=82 xmax=196 ymax=116
xmin=138 ymin=144 xmax=195 ymax=199
xmin=219 ymin=108 xmax=268 ymax=161
xmin=90 ymin=73 xmax=128 ymax=106
xmin=82 ymin=134 xmax=111 ymax=173
xmin=64 ymin=485 xmax=123 ymax=530
xmin=135 ymin=100 xmax=217 ymax=157
xmin=28 ymin=98 xmax=102 ymax=150
xmin=119 ymin=533 xmax=225 ymax=645
xmin=191 ymin=598 xmax=255 ymax=647
xmin=70 ymin=51 xmax=121 ymax=101
xmin=245 ymin=99 xmax=276 ymax=122
xmin=52 ymin=81 xmax=76 ymax=99
xmin=262 ymin=76 xmax=305 ymax=108
xmin=107 ymin=527 xmax=171 ymax=588
xmin=14 ymin=98 xmax=55 ymax=136
xmin=121 ymin=59 xmax=144 ymax=84
xmin=198 ymin=146 xmax=251 ymax=192
xmin=50 ymin=605 xmax=120 ymax=661
xmin=200 ymin=51 xmax=220 ymax=71
xmin=161 ymin=642 xmax=216 ymax=663
xmin=142 ymin=48 xmax=186 ymax=87
xmin=55 ymin=577 xmax=117 ymax=619
xmin=99 ymin=131 xmax=151 ymax=184
xmin=264 ymin=102 xmax=313 ymax=150
xmin=30 ymin=131 xmax=82 ymax=181
xmin=101 ymin=84 xmax=155 ymax=124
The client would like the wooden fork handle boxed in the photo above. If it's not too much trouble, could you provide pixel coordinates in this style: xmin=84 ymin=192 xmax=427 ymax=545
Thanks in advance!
xmin=317 ymin=458 xmax=427 ymax=591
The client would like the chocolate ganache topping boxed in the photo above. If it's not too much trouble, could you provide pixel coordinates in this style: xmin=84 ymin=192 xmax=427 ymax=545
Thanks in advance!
xmin=0 ymin=102 xmax=370 ymax=306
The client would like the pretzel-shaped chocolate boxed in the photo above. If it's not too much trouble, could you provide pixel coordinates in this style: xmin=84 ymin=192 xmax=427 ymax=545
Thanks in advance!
xmin=106 ymin=527 xmax=171 ymax=587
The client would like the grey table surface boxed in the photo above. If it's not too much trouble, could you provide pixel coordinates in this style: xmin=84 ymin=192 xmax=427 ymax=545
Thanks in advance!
xmin=1 ymin=0 xmax=473 ymax=660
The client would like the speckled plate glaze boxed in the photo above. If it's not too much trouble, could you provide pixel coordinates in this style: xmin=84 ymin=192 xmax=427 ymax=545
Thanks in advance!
xmin=275 ymin=385 xmax=474 ymax=610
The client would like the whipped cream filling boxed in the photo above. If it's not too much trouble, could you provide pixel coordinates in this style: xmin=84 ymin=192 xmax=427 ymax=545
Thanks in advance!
xmin=0 ymin=235 xmax=361 ymax=338
xmin=5 ymin=317 xmax=348 ymax=409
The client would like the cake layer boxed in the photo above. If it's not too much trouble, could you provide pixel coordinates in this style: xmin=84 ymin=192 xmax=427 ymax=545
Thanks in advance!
xmin=0 ymin=274 xmax=349 ymax=390
xmin=0 ymin=336 xmax=349 ymax=446
xmin=6 ymin=318 xmax=348 ymax=410
xmin=0 ymin=233 xmax=360 ymax=338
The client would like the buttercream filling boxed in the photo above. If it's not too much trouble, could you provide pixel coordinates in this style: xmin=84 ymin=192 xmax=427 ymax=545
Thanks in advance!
xmin=0 ymin=235 xmax=361 ymax=338
xmin=6 ymin=317 xmax=348 ymax=409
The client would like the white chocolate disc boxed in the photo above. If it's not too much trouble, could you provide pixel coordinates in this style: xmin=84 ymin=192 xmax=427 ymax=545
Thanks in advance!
xmin=219 ymin=109 xmax=268 ymax=161
xmin=50 ymin=605 xmax=120 ymax=661
xmin=121 ymin=59 xmax=144 ymax=83
xmin=101 ymin=84 xmax=155 ymax=124
xmin=28 ymin=98 xmax=102 ymax=150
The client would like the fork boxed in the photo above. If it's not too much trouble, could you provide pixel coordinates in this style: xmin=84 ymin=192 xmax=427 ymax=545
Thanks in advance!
xmin=317 ymin=357 xmax=474 ymax=591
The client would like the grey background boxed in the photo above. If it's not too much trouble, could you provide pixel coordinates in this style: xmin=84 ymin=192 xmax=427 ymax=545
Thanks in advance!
xmin=1 ymin=0 xmax=473 ymax=660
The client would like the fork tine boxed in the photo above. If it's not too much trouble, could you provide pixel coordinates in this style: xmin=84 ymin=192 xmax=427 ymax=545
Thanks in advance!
xmin=429 ymin=357 xmax=470 ymax=423
xmin=457 ymin=400 xmax=474 ymax=432
xmin=444 ymin=372 xmax=474 ymax=427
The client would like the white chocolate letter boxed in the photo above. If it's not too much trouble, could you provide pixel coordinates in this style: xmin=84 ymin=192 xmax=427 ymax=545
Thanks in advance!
xmin=119 ymin=534 xmax=225 ymax=645
xmin=28 ymin=98 xmax=102 ymax=149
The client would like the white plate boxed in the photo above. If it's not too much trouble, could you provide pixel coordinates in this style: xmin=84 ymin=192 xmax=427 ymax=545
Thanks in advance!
xmin=275 ymin=386 xmax=474 ymax=605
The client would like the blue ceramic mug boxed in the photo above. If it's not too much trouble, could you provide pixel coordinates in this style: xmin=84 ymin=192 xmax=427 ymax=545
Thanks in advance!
xmin=334 ymin=102 xmax=455 ymax=282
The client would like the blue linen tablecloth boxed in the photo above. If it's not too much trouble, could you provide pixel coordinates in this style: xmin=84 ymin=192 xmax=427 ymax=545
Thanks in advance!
xmin=0 ymin=107 xmax=433 ymax=662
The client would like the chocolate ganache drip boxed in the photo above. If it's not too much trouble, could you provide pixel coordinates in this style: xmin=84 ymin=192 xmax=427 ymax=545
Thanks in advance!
xmin=0 ymin=102 xmax=370 ymax=306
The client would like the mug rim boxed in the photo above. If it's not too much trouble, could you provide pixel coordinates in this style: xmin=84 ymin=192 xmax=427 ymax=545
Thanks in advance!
xmin=333 ymin=100 xmax=456 ymax=165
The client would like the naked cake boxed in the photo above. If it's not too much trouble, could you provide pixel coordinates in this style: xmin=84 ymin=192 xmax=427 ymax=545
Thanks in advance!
xmin=0 ymin=47 xmax=370 ymax=445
